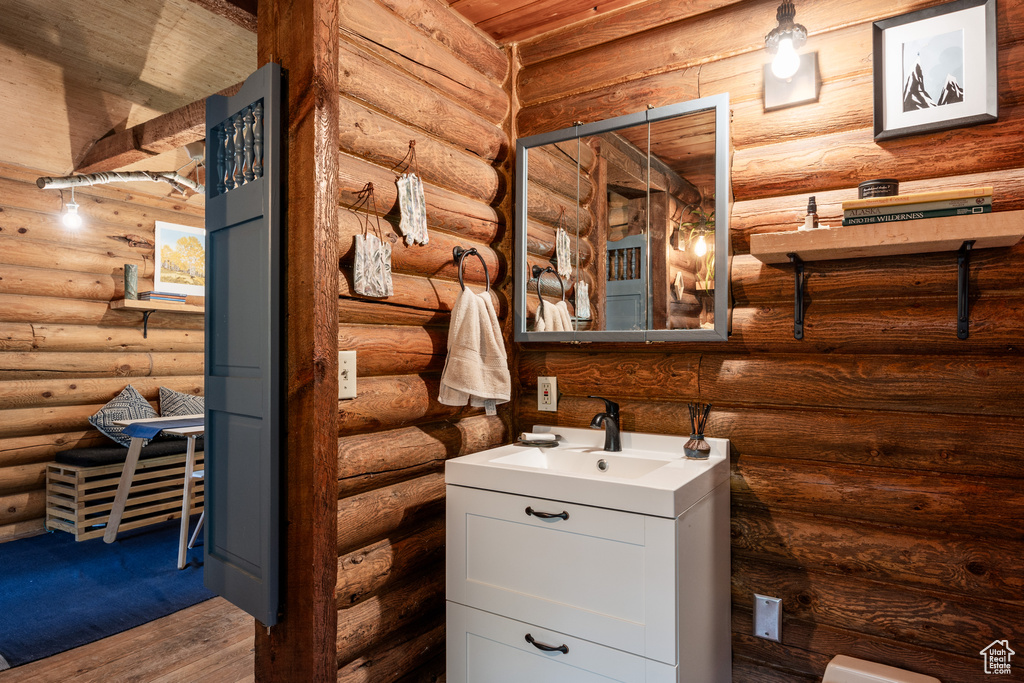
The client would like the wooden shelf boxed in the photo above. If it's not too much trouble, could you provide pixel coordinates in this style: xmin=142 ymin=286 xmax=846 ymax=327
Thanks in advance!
xmin=747 ymin=210 xmax=1024 ymax=341
xmin=110 ymin=298 xmax=204 ymax=314
xmin=110 ymin=298 xmax=204 ymax=338
xmin=750 ymin=211 xmax=1024 ymax=264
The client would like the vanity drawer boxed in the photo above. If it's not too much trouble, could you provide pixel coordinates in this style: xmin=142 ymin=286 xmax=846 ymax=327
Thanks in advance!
xmin=447 ymin=602 xmax=676 ymax=683
xmin=446 ymin=485 xmax=677 ymax=664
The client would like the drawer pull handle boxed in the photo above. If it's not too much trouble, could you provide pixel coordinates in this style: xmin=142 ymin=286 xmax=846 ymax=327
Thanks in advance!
xmin=525 ymin=633 xmax=569 ymax=654
xmin=525 ymin=506 xmax=569 ymax=520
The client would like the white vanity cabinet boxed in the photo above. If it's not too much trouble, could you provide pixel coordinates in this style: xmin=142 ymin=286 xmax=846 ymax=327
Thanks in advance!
xmin=445 ymin=444 xmax=731 ymax=683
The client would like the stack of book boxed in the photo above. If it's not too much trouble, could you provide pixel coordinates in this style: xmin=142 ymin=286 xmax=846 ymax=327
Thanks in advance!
xmin=138 ymin=291 xmax=187 ymax=303
xmin=842 ymin=186 xmax=992 ymax=226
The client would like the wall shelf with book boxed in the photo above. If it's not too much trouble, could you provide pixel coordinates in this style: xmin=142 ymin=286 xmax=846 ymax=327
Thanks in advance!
xmin=749 ymin=211 xmax=1024 ymax=264
xmin=110 ymin=298 xmax=205 ymax=338
xmin=749 ymin=209 xmax=1024 ymax=341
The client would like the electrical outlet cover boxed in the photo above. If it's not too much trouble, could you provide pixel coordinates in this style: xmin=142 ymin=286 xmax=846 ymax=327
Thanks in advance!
xmin=537 ymin=376 xmax=557 ymax=412
xmin=753 ymin=594 xmax=782 ymax=642
xmin=338 ymin=350 xmax=356 ymax=399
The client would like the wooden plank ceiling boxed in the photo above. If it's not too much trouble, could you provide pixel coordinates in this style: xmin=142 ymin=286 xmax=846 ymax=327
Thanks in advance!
xmin=0 ymin=0 xmax=255 ymax=202
xmin=447 ymin=0 xmax=650 ymax=44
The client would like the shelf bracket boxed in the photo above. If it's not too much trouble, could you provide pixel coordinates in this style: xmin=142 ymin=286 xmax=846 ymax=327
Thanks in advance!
xmin=142 ymin=310 xmax=153 ymax=339
xmin=788 ymin=253 xmax=804 ymax=340
xmin=957 ymin=240 xmax=975 ymax=340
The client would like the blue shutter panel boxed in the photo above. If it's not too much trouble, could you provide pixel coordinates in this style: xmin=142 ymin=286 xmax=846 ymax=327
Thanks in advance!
xmin=204 ymin=63 xmax=282 ymax=626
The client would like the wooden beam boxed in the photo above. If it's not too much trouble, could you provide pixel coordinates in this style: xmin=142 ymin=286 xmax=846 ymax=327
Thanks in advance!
xmin=75 ymin=83 xmax=243 ymax=174
xmin=187 ymin=0 xmax=257 ymax=33
xmin=254 ymin=0 xmax=339 ymax=681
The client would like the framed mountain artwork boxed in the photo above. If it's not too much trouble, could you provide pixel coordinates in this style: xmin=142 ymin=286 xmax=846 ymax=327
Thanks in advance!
xmin=873 ymin=0 xmax=997 ymax=141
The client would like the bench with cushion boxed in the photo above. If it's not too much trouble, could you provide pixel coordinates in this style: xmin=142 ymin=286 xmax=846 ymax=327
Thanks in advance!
xmin=45 ymin=436 xmax=205 ymax=541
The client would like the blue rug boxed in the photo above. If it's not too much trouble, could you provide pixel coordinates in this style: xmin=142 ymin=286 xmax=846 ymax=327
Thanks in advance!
xmin=0 ymin=517 xmax=214 ymax=670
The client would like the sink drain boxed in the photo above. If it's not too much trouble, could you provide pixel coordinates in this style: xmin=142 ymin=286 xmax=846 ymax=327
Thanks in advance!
xmin=596 ymin=459 xmax=609 ymax=472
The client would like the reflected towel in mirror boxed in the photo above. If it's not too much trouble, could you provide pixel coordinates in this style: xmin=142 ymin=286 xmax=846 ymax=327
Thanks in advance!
xmin=534 ymin=299 xmax=573 ymax=332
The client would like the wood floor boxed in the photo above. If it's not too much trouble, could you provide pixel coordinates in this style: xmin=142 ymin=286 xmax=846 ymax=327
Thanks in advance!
xmin=0 ymin=598 xmax=254 ymax=682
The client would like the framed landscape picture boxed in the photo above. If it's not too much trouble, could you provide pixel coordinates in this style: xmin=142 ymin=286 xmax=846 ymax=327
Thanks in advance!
xmin=154 ymin=221 xmax=206 ymax=296
xmin=873 ymin=0 xmax=997 ymax=141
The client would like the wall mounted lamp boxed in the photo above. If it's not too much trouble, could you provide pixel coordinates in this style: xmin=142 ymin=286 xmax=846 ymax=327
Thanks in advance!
xmin=675 ymin=206 xmax=712 ymax=256
xmin=765 ymin=1 xmax=806 ymax=79
xmin=763 ymin=1 xmax=820 ymax=111
xmin=693 ymin=231 xmax=708 ymax=257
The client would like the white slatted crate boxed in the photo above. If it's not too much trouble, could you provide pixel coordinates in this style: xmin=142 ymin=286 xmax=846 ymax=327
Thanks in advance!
xmin=45 ymin=452 xmax=204 ymax=541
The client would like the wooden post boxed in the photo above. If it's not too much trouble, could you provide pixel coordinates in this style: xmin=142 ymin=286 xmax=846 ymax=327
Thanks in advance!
xmin=256 ymin=0 xmax=339 ymax=680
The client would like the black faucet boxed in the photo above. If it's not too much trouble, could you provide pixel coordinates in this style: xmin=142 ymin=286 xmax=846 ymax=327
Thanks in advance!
xmin=588 ymin=396 xmax=621 ymax=452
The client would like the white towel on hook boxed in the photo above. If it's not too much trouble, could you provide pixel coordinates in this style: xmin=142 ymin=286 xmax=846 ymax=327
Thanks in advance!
xmin=439 ymin=286 xmax=510 ymax=408
xmin=534 ymin=299 xmax=573 ymax=332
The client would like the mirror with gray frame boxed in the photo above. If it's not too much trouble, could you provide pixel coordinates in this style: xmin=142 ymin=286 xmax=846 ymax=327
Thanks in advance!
xmin=514 ymin=93 xmax=730 ymax=342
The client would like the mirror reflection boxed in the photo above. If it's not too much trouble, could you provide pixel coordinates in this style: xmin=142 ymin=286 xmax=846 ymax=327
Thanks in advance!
xmin=648 ymin=108 xmax=718 ymax=331
xmin=524 ymin=140 xmax=587 ymax=332
xmin=515 ymin=94 xmax=729 ymax=342
xmin=590 ymin=125 xmax=649 ymax=332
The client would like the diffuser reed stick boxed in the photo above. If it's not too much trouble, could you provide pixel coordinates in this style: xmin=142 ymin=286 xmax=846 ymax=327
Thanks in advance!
xmin=684 ymin=402 xmax=712 ymax=459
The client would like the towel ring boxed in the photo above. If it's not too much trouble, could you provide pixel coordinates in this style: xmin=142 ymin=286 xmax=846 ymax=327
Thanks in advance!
xmin=532 ymin=265 xmax=565 ymax=304
xmin=453 ymin=246 xmax=490 ymax=292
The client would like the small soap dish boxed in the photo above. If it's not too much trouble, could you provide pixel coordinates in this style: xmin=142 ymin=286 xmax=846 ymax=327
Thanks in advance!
xmin=516 ymin=433 xmax=562 ymax=448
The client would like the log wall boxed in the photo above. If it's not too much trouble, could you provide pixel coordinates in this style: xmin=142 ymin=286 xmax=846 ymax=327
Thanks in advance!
xmin=514 ymin=0 xmax=1024 ymax=680
xmin=0 ymin=162 xmax=205 ymax=544
xmin=333 ymin=1 xmax=511 ymax=679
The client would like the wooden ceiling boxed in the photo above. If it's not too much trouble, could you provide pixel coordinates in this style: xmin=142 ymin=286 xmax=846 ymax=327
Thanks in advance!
xmin=447 ymin=0 xmax=650 ymax=44
xmin=0 ymin=0 xmax=255 ymax=202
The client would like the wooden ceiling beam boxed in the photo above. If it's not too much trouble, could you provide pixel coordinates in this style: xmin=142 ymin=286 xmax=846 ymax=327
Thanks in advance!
xmin=186 ymin=0 xmax=257 ymax=33
xmin=75 ymin=83 xmax=243 ymax=174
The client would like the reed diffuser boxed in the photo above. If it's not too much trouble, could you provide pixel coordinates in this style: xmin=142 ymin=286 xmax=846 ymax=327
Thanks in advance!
xmin=684 ymin=402 xmax=712 ymax=459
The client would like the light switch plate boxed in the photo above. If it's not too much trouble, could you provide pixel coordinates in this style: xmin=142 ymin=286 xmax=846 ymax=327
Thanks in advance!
xmin=338 ymin=351 xmax=356 ymax=399
xmin=537 ymin=376 xmax=557 ymax=412
xmin=753 ymin=594 xmax=782 ymax=642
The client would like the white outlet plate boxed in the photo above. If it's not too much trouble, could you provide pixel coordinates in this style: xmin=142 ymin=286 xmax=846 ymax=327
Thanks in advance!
xmin=338 ymin=350 xmax=356 ymax=399
xmin=537 ymin=376 xmax=557 ymax=412
xmin=753 ymin=594 xmax=782 ymax=642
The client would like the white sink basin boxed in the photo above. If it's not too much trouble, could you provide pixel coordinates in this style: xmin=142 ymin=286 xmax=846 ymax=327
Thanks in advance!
xmin=491 ymin=448 xmax=669 ymax=479
xmin=445 ymin=426 xmax=730 ymax=518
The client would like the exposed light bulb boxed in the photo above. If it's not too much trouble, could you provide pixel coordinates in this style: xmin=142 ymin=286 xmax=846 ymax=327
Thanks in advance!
xmin=771 ymin=37 xmax=801 ymax=80
xmin=63 ymin=201 xmax=82 ymax=229
xmin=694 ymin=234 xmax=707 ymax=257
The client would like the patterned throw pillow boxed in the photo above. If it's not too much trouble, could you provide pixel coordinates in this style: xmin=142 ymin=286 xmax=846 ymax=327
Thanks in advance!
xmin=88 ymin=385 xmax=158 ymax=448
xmin=159 ymin=386 xmax=204 ymax=417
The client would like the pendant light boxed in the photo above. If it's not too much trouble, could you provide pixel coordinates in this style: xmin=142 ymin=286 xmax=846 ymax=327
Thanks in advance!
xmin=63 ymin=187 xmax=82 ymax=229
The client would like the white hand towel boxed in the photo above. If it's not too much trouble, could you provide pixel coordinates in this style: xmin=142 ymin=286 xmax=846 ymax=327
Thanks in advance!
xmin=534 ymin=299 xmax=573 ymax=332
xmin=439 ymin=288 xmax=510 ymax=407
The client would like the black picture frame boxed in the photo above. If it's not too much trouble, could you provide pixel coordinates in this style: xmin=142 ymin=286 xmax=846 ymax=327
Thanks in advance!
xmin=873 ymin=0 xmax=997 ymax=141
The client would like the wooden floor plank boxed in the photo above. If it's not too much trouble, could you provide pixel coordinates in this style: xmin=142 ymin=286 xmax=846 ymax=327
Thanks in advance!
xmin=0 ymin=598 xmax=252 ymax=682
xmin=147 ymin=623 xmax=254 ymax=683
xmin=5 ymin=598 xmax=229 ymax=680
